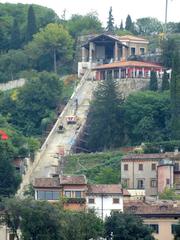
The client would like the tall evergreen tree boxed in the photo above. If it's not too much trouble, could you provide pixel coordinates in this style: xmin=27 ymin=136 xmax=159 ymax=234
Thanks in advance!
xmin=85 ymin=77 xmax=124 ymax=151
xmin=125 ymin=14 xmax=134 ymax=32
xmin=26 ymin=5 xmax=37 ymax=43
xmin=106 ymin=7 xmax=114 ymax=32
xmin=161 ymin=70 xmax=170 ymax=91
xmin=149 ymin=71 xmax=158 ymax=91
xmin=171 ymin=50 xmax=180 ymax=140
xmin=10 ymin=18 xmax=21 ymax=49
xmin=120 ymin=20 xmax=124 ymax=30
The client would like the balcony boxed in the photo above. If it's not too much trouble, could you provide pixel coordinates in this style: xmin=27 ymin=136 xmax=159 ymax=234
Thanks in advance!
xmin=63 ymin=198 xmax=86 ymax=204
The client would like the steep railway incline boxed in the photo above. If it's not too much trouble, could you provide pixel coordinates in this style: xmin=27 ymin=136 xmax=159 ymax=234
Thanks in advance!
xmin=18 ymin=71 xmax=96 ymax=196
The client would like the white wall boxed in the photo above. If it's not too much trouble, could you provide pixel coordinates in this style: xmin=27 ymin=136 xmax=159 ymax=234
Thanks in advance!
xmin=87 ymin=194 xmax=123 ymax=220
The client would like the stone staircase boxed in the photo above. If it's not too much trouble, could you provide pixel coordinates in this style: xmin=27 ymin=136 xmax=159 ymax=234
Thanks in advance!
xmin=17 ymin=70 xmax=97 ymax=197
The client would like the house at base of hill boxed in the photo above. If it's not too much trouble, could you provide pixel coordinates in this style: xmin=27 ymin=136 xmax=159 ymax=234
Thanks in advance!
xmin=124 ymin=200 xmax=180 ymax=240
xmin=33 ymin=175 xmax=127 ymax=220
xmin=121 ymin=152 xmax=180 ymax=197
xmin=78 ymin=33 xmax=164 ymax=80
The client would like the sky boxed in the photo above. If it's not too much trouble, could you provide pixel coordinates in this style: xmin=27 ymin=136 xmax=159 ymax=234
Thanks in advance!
xmin=1 ymin=0 xmax=180 ymax=26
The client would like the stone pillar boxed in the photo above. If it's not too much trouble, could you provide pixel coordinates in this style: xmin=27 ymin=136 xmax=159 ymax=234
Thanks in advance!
xmin=89 ymin=42 xmax=93 ymax=63
xmin=142 ymin=68 xmax=145 ymax=78
xmin=119 ymin=68 xmax=121 ymax=79
xmin=114 ymin=41 xmax=118 ymax=62
xmin=133 ymin=67 xmax=136 ymax=78
xmin=82 ymin=47 xmax=86 ymax=62
xmin=126 ymin=68 xmax=128 ymax=79
xmin=112 ymin=69 xmax=114 ymax=79
xmin=105 ymin=70 xmax=107 ymax=80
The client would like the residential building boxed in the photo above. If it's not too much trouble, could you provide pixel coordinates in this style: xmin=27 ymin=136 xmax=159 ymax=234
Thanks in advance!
xmin=34 ymin=175 xmax=128 ymax=219
xmin=87 ymin=184 xmax=125 ymax=220
xmin=78 ymin=33 xmax=150 ymax=77
xmin=121 ymin=152 xmax=180 ymax=196
xmin=124 ymin=200 xmax=180 ymax=240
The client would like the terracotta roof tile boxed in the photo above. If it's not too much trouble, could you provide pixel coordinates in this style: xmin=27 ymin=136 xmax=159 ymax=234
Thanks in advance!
xmin=34 ymin=178 xmax=60 ymax=188
xmin=88 ymin=184 xmax=122 ymax=194
xmin=122 ymin=152 xmax=175 ymax=161
xmin=60 ymin=175 xmax=87 ymax=185
xmin=118 ymin=35 xmax=149 ymax=42
xmin=93 ymin=61 xmax=163 ymax=70
xmin=124 ymin=200 xmax=180 ymax=215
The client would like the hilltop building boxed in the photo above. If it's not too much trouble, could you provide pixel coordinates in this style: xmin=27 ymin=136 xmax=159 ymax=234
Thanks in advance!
xmin=78 ymin=33 xmax=164 ymax=80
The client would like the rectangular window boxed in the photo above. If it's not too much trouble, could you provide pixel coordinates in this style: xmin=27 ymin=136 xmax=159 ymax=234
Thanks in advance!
xmin=137 ymin=180 xmax=144 ymax=189
xmin=172 ymin=224 xmax=178 ymax=234
xmin=151 ymin=179 xmax=157 ymax=188
xmin=138 ymin=164 xmax=143 ymax=171
xmin=124 ymin=164 xmax=128 ymax=171
xmin=166 ymin=178 xmax=170 ymax=185
xmin=174 ymin=163 xmax=179 ymax=171
xmin=52 ymin=191 xmax=60 ymax=200
xmin=131 ymin=47 xmax=136 ymax=55
xmin=37 ymin=190 xmax=45 ymax=200
xmin=65 ymin=191 xmax=71 ymax=198
xmin=149 ymin=224 xmax=159 ymax=234
xmin=75 ymin=191 xmax=81 ymax=198
xmin=45 ymin=191 xmax=53 ymax=200
xmin=113 ymin=198 xmax=120 ymax=204
xmin=88 ymin=198 xmax=95 ymax=204
xmin=151 ymin=163 xmax=156 ymax=171
xmin=140 ymin=48 xmax=145 ymax=55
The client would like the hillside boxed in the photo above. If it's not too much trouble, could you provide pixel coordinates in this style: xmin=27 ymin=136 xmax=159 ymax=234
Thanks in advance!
xmin=64 ymin=151 xmax=123 ymax=183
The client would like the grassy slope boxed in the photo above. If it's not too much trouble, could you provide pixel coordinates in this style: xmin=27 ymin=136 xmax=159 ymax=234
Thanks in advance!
xmin=64 ymin=151 xmax=123 ymax=183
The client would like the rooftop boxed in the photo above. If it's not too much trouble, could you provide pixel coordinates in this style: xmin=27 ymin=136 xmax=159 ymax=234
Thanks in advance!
xmin=122 ymin=152 xmax=176 ymax=161
xmin=59 ymin=175 xmax=87 ymax=185
xmin=34 ymin=178 xmax=60 ymax=188
xmin=88 ymin=184 xmax=123 ymax=195
xmin=93 ymin=61 xmax=163 ymax=70
xmin=124 ymin=200 xmax=180 ymax=216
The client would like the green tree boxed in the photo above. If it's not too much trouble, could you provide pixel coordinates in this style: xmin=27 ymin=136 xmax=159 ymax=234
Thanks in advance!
xmin=105 ymin=212 xmax=155 ymax=240
xmin=0 ymin=141 xmax=20 ymax=197
xmin=26 ymin=5 xmax=37 ymax=43
xmin=85 ymin=77 xmax=124 ymax=151
xmin=149 ymin=71 xmax=158 ymax=91
xmin=10 ymin=18 xmax=21 ymax=49
xmin=125 ymin=14 xmax=134 ymax=33
xmin=123 ymin=91 xmax=171 ymax=144
xmin=136 ymin=17 xmax=163 ymax=35
xmin=26 ymin=23 xmax=73 ymax=73
xmin=161 ymin=70 xmax=170 ymax=91
xmin=11 ymin=71 xmax=63 ymax=135
xmin=120 ymin=20 xmax=123 ymax=30
xmin=161 ymin=38 xmax=176 ymax=68
xmin=171 ymin=51 xmax=180 ymax=140
xmin=95 ymin=167 xmax=120 ymax=184
xmin=106 ymin=7 xmax=114 ymax=32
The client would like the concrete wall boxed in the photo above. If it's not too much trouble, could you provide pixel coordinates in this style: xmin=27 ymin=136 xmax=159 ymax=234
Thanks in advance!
xmin=144 ymin=218 xmax=178 ymax=240
xmin=0 ymin=79 xmax=26 ymax=91
xmin=87 ymin=194 xmax=123 ymax=220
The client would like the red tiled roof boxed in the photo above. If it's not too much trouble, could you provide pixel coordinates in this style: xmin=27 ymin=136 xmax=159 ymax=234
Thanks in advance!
xmin=118 ymin=35 xmax=149 ymax=43
xmin=34 ymin=178 xmax=60 ymax=188
xmin=60 ymin=175 xmax=87 ymax=185
xmin=122 ymin=152 xmax=175 ymax=161
xmin=88 ymin=184 xmax=123 ymax=194
xmin=93 ymin=61 xmax=163 ymax=70
xmin=124 ymin=200 xmax=180 ymax=215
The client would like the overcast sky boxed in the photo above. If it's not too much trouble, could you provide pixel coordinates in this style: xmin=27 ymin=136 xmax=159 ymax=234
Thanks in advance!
xmin=1 ymin=0 xmax=180 ymax=26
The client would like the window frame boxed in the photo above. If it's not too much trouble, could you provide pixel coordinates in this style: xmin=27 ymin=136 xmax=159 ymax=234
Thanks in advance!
xmin=138 ymin=164 xmax=143 ymax=171
xmin=113 ymin=198 xmax=120 ymax=204
xmin=88 ymin=198 xmax=95 ymax=204
xmin=124 ymin=164 xmax=128 ymax=171
xmin=151 ymin=163 xmax=156 ymax=171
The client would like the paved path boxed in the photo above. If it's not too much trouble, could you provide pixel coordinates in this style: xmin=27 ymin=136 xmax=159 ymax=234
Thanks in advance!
xmin=17 ymin=72 xmax=97 ymax=196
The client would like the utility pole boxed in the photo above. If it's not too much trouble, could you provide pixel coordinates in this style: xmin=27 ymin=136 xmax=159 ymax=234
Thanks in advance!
xmin=164 ymin=0 xmax=168 ymax=36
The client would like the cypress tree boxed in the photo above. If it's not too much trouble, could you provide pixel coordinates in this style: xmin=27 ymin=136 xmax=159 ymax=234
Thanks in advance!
xmin=161 ymin=70 xmax=170 ymax=91
xmin=120 ymin=20 xmax=124 ymax=30
xmin=26 ymin=5 xmax=37 ymax=43
xmin=149 ymin=71 xmax=158 ymax=91
xmin=171 ymin=50 xmax=180 ymax=140
xmin=125 ymin=14 xmax=134 ymax=33
xmin=10 ymin=18 xmax=21 ymax=49
xmin=85 ymin=77 xmax=124 ymax=151
xmin=106 ymin=7 xmax=114 ymax=33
